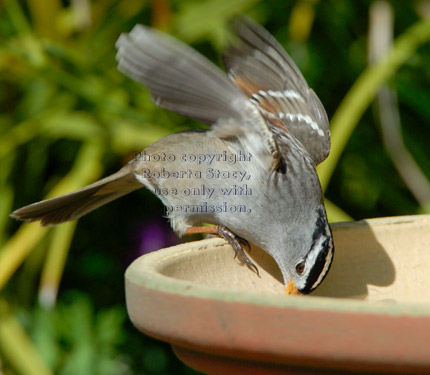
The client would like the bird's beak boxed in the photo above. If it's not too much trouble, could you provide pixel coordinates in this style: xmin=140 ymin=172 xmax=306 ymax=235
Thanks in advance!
xmin=286 ymin=280 xmax=302 ymax=295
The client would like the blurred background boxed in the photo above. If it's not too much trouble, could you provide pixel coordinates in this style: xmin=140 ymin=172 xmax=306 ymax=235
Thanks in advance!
xmin=1 ymin=0 xmax=429 ymax=374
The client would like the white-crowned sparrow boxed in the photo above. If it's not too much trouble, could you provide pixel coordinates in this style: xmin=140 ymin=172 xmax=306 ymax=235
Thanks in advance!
xmin=11 ymin=18 xmax=334 ymax=295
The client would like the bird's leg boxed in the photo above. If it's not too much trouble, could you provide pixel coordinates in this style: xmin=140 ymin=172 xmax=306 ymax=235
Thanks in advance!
xmin=185 ymin=225 xmax=259 ymax=275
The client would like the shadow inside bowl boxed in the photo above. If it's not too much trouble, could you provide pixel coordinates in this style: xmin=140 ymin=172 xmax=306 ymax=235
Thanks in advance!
xmin=311 ymin=220 xmax=396 ymax=299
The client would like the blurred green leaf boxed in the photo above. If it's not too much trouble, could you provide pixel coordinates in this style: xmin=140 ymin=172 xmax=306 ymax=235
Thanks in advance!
xmin=0 ymin=301 xmax=53 ymax=375
xmin=44 ymin=111 xmax=104 ymax=141
xmin=175 ymin=0 xmax=260 ymax=45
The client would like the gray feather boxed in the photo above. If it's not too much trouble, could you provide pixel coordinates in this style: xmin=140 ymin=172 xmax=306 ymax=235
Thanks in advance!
xmin=225 ymin=18 xmax=309 ymax=94
xmin=116 ymin=25 xmax=244 ymax=126
xmin=115 ymin=24 xmax=277 ymax=169
xmin=10 ymin=164 xmax=140 ymax=226
xmin=224 ymin=18 xmax=331 ymax=165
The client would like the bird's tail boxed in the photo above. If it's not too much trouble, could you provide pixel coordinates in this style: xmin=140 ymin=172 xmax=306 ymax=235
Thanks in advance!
xmin=10 ymin=164 xmax=141 ymax=226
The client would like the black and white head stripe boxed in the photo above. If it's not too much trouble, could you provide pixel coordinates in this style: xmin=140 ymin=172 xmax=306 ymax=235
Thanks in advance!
xmin=300 ymin=211 xmax=334 ymax=294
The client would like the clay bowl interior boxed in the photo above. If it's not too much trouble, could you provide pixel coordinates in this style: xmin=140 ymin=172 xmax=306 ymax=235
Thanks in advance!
xmin=125 ymin=215 xmax=430 ymax=374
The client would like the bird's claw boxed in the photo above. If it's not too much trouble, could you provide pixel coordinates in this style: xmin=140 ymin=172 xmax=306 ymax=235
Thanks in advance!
xmin=244 ymin=258 xmax=259 ymax=275
xmin=216 ymin=225 xmax=259 ymax=276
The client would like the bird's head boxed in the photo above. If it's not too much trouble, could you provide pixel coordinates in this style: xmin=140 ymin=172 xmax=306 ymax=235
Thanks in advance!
xmin=269 ymin=207 xmax=334 ymax=295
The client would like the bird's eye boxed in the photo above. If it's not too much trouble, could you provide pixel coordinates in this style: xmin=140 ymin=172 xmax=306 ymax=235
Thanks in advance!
xmin=296 ymin=262 xmax=305 ymax=275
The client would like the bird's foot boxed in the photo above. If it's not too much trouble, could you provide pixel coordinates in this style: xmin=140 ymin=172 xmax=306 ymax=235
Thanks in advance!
xmin=185 ymin=225 xmax=259 ymax=275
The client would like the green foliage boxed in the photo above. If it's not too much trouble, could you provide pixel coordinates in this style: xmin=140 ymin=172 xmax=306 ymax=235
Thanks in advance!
xmin=28 ymin=293 xmax=127 ymax=375
xmin=1 ymin=0 xmax=429 ymax=374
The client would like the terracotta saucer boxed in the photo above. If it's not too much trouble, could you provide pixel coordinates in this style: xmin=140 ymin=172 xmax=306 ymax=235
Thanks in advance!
xmin=125 ymin=215 xmax=430 ymax=374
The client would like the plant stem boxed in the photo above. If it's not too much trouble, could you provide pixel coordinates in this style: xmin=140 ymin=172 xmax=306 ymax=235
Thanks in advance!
xmin=318 ymin=18 xmax=430 ymax=191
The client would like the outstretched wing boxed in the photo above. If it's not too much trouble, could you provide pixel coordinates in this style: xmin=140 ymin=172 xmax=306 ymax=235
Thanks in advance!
xmin=115 ymin=24 xmax=280 ymax=169
xmin=224 ymin=18 xmax=330 ymax=165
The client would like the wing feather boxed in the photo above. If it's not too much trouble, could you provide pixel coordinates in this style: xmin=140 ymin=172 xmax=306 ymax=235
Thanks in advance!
xmin=224 ymin=18 xmax=331 ymax=165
